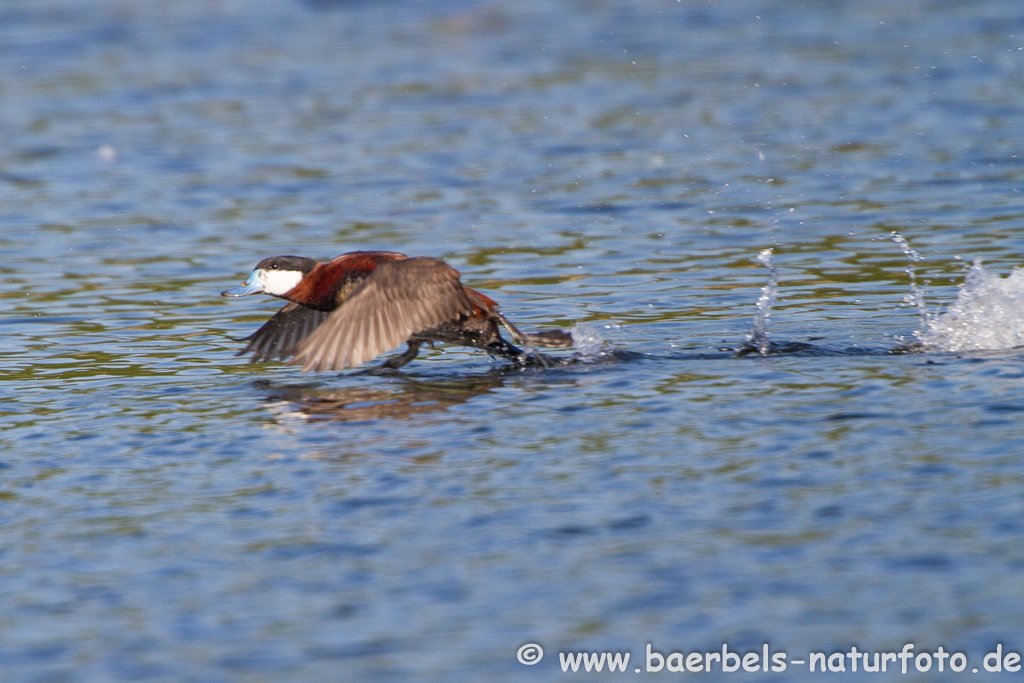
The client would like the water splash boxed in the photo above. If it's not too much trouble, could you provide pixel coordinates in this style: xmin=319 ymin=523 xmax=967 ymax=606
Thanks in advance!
xmin=891 ymin=231 xmax=929 ymax=330
xmin=916 ymin=262 xmax=1024 ymax=352
xmin=743 ymin=248 xmax=777 ymax=356
xmin=570 ymin=323 xmax=617 ymax=359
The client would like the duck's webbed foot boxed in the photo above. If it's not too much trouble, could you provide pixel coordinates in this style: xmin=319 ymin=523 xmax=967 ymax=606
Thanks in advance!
xmin=485 ymin=339 xmax=553 ymax=368
xmin=382 ymin=341 xmax=421 ymax=369
xmin=493 ymin=312 xmax=573 ymax=350
xmin=522 ymin=329 xmax=573 ymax=348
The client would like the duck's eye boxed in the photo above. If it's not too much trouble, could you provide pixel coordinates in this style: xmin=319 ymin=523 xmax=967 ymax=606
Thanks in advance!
xmin=270 ymin=264 xmax=278 ymax=270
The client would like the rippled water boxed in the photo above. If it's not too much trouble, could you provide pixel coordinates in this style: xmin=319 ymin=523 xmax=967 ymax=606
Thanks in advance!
xmin=4 ymin=0 xmax=1024 ymax=680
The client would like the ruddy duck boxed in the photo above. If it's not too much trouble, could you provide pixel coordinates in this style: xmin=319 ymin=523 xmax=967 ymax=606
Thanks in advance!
xmin=222 ymin=251 xmax=573 ymax=371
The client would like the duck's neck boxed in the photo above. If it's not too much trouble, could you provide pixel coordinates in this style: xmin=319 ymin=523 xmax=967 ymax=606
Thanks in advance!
xmin=284 ymin=253 xmax=405 ymax=311
xmin=282 ymin=264 xmax=344 ymax=311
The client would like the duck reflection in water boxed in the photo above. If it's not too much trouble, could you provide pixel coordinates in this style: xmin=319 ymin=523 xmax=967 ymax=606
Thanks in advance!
xmin=256 ymin=372 xmax=510 ymax=423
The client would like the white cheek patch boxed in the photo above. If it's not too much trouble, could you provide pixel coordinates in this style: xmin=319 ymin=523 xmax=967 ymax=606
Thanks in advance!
xmin=259 ymin=269 xmax=304 ymax=296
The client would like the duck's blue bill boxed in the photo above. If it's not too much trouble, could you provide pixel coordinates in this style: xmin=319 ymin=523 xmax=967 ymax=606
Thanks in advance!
xmin=221 ymin=270 xmax=264 ymax=297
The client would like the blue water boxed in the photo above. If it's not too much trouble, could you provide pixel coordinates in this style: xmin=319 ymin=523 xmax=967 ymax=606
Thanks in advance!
xmin=3 ymin=0 xmax=1024 ymax=680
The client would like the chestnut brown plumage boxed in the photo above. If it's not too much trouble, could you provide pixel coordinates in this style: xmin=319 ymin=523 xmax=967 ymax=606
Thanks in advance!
xmin=222 ymin=251 xmax=573 ymax=371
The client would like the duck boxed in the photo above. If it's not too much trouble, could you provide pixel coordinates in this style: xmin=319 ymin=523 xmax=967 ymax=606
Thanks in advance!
xmin=222 ymin=250 xmax=573 ymax=371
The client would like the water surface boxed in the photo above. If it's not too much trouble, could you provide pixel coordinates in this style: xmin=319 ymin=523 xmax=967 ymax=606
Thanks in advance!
xmin=3 ymin=0 xmax=1024 ymax=680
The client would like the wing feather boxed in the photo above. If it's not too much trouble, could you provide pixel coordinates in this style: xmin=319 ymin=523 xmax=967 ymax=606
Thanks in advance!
xmin=290 ymin=257 xmax=476 ymax=371
xmin=238 ymin=302 xmax=330 ymax=362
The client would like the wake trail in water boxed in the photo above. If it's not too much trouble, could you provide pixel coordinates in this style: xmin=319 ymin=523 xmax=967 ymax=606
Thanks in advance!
xmin=554 ymin=237 xmax=1024 ymax=369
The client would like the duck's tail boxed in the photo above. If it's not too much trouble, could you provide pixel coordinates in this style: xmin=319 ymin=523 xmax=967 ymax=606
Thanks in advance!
xmin=494 ymin=312 xmax=574 ymax=348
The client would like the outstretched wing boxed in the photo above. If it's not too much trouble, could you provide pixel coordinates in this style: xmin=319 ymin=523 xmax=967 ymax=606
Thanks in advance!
xmin=238 ymin=302 xmax=330 ymax=362
xmin=290 ymin=257 xmax=476 ymax=372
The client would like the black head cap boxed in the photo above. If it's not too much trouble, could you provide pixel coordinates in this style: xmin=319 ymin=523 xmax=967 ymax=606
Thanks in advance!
xmin=255 ymin=255 xmax=318 ymax=274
